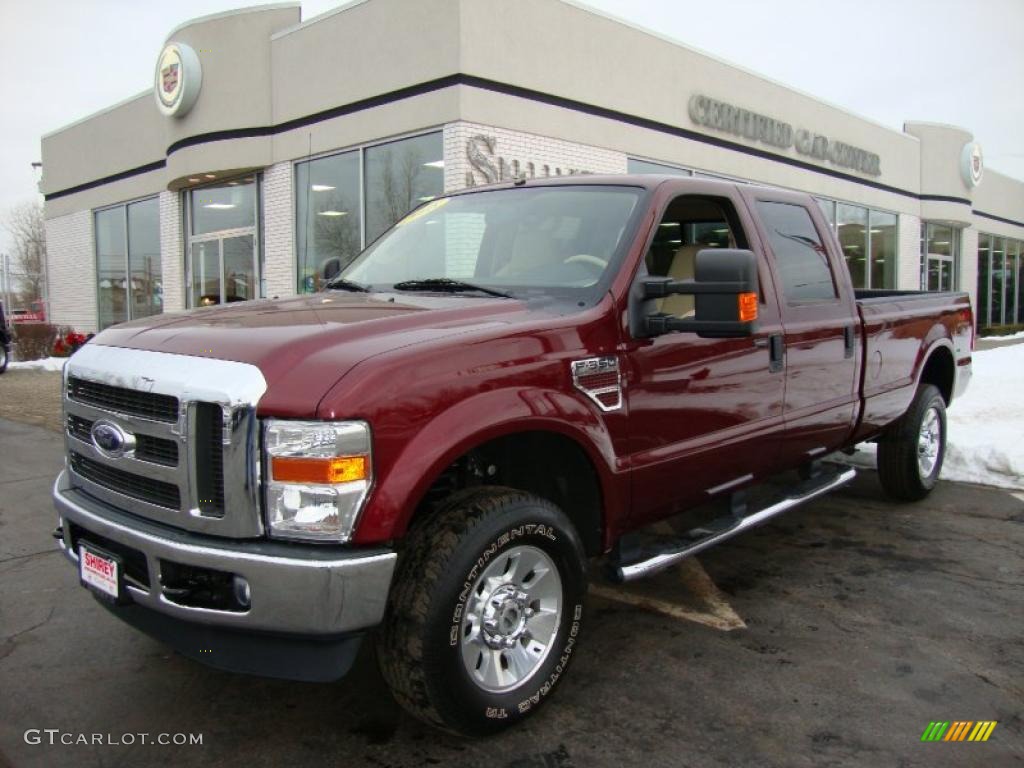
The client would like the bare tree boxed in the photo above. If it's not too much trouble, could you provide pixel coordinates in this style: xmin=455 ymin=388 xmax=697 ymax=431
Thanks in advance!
xmin=4 ymin=201 xmax=46 ymax=305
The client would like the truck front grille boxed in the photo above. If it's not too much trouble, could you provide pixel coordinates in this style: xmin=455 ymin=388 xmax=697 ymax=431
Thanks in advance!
xmin=67 ymin=414 xmax=179 ymax=466
xmin=67 ymin=376 xmax=179 ymax=423
xmin=70 ymin=451 xmax=181 ymax=510
xmin=62 ymin=346 xmax=266 ymax=538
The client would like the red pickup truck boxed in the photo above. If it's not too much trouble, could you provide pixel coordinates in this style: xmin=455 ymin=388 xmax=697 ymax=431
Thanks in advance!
xmin=54 ymin=175 xmax=972 ymax=735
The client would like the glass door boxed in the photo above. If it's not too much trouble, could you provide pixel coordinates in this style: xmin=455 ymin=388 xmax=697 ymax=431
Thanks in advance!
xmin=186 ymin=175 xmax=260 ymax=307
xmin=189 ymin=234 xmax=257 ymax=306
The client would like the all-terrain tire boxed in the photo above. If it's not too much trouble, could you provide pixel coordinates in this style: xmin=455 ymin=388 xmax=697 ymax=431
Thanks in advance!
xmin=376 ymin=487 xmax=587 ymax=736
xmin=877 ymin=383 xmax=947 ymax=501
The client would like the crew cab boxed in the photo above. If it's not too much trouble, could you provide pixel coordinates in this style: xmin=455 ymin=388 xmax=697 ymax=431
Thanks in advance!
xmin=53 ymin=176 xmax=972 ymax=735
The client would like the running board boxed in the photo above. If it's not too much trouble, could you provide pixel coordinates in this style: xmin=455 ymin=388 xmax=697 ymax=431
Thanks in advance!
xmin=610 ymin=466 xmax=857 ymax=583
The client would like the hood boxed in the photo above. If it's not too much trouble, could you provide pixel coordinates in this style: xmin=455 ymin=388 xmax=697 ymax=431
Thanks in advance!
xmin=92 ymin=292 xmax=534 ymax=416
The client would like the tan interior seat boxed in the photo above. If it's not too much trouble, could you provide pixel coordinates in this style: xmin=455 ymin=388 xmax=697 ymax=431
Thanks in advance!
xmin=659 ymin=244 xmax=701 ymax=317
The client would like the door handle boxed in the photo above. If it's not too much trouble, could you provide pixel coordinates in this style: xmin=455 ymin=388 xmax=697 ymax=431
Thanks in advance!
xmin=767 ymin=333 xmax=784 ymax=373
xmin=843 ymin=325 xmax=856 ymax=359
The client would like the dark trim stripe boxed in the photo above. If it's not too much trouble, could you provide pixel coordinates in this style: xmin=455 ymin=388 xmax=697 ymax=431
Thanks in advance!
xmin=972 ymin=209 xmax=1024 ymax=229
xmin=920 ymin=193 xmax=972 ymax=205
xmin=45 ymin=160 xmax=166 ymax=202
xmin=40 ymin=72 xmax=1024 ymax=231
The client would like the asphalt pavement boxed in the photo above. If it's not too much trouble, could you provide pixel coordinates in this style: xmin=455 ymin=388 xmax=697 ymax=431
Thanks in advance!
xmin=0 ymin=417 xmax=1021 ymax=768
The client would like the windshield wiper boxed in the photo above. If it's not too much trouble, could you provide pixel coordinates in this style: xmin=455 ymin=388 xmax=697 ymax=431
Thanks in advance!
xmin=391 ymin=278 xmax=514 ymax=299
xmin=325 ymin=278 xmax=371 ymax=293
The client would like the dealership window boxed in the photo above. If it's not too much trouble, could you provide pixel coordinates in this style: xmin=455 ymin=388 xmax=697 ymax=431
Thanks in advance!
xmin=296 ymin=149 xmax=361 ymax=292
xmin=836 ymin=203 xmax=868 ymax=289
xmin=294 ymin=131 xmax=444 ymax=293
xmin=815 ymin=198 xmax=836 ymax=228
xmin=977 ymin=233 xmax=1023 ymax=327
xmin=921 ymin=223 xmax=959 ymax=293
xmin=870 ymin=211 xmax=897 ymax=289
xmin=94 ymin=197 xmax=162 ymax=330
xmin=627 ymin=158 xmax=693 ymax=176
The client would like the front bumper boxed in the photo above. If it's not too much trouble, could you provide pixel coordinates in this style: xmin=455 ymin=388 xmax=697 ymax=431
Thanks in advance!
xmin=54 ymin=470 xmax=397 ymax=679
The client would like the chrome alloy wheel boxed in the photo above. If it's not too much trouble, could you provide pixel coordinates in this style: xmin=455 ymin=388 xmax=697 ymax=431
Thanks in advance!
xmin=917 ymin=406 xmax=942 ymax=477
xmin=460 ymin=545 xmax=563 ymax=693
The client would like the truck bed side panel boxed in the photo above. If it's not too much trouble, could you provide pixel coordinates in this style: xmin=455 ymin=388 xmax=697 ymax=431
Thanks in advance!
xmin=853 ymin=291 xmax=972 ymax=442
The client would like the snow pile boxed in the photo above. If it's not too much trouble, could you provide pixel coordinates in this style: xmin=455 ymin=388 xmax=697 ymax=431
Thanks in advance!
xmin=8 ymin=357 xmax=67 ymax=373
xmin=942 ymin=344 xmax=1024 ymax=490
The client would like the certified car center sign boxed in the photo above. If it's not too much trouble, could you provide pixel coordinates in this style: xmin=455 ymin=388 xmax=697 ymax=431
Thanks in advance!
xmin=155 ymin=42 xmax=201 ymax=117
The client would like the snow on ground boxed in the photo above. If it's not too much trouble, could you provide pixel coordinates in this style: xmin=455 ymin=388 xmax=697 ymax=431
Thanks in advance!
xmin=8 ymin=357 xmax=67 ymax=373
xmin=941 ymin=343 xmax=1024 ymax=489
xmin=846 ymin=343 xmax=1024 ymax=490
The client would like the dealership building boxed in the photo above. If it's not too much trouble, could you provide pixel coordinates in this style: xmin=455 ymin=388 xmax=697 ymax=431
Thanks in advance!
xmin=40 ymin=0 xmax=1024 ymax=333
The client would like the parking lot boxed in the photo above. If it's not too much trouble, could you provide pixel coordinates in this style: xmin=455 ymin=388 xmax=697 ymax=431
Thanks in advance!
xmin=0 ymin=371 xmax=1021 ymax=768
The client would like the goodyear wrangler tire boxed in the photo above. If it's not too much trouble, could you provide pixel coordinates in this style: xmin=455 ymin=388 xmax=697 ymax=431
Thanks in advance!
xmin=377 ymin=487 xmax=587 ymax=736
xmin=877 ymin=383 xmax=947 ymax=502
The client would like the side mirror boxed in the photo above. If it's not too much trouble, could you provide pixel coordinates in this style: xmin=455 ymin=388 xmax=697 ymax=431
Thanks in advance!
xmin=632 ymin=248 xmax=759 ymax=338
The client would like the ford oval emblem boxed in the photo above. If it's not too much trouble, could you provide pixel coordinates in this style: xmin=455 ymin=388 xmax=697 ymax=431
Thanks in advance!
xmin=90 ymin=420 xmax=136 ymax=458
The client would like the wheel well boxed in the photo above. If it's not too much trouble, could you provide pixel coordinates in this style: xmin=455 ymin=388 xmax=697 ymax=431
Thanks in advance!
xmin=919 ymin=346 xmax=954 ymax=404
xmin=412 ymin=431 xmax=604 ymax=556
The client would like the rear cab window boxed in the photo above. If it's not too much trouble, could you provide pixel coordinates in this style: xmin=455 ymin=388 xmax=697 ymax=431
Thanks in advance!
xmin=754 ymin=201 xmax=838 ymax=303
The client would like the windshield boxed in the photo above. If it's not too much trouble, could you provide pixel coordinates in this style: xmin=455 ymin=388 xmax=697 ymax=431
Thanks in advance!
xmin=338 ymin=185 xmax=644 ymax=301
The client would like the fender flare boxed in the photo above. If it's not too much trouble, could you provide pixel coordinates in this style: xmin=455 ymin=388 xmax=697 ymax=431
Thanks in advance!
xmin=351 ymin=386 xmax=622 ymax=545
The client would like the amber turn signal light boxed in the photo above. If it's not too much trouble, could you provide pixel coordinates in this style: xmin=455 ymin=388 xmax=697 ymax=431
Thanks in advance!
xmin=271 ymin=455 xmax=369 ymax=484
xmin=738 ymin=292 xmax=758 ymax=323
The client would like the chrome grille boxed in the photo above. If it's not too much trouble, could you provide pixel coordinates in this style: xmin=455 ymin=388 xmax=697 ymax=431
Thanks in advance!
xmin=70 ymin=451 xmax=181 ymax=509
xmin=67 ymin=414 xmax=179 ymax=466
xmin=63 ymin=345 xmax=268 ymax=538
xmin=68 ymin=376 xmax=179 ymax=422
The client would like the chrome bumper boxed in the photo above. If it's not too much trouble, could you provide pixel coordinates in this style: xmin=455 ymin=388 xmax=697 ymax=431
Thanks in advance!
xmin=53 ymin=471 xmax=396 ymax=636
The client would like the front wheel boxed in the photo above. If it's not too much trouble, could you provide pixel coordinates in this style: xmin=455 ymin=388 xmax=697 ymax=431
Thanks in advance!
xmin=877 ymin=383 xmax=947 ymax=501
xmin=377 ymin=487 xmax=587 ymax=736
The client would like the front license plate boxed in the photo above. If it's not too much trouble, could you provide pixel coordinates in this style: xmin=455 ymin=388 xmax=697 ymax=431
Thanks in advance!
xmin=79 ymin=544 xmax=121 ymax=600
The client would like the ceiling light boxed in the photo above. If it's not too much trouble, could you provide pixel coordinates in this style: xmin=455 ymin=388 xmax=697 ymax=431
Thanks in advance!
xmin=423 ymin=160 xmax=445 ymax=169
xmin=418 ymin=196 xmax=435 ymax=202
xmin=311 ymin=184 xmax=336 ymax=192
xmin=205 ymin=173 xmax=216 ymax=179
xmin=203 ymin=203 xmax=236 ymax=210
xmin=659 ymin=222 xmax=680 ymax=228
xmin=318 ymin=210 xmax=347 ymax=217
xmin=934 ymin=241 xmax=950 ymax=245
xmin=188 ymin=177 xmax=200 ymax=183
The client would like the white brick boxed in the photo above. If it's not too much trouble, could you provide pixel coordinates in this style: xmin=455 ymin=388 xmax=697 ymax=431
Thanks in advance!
xmin=897 ymin=213 xmax=921 ymax=290
xmin=45 ymin=211 xmax=97 ymax=333
xmin=262 ymin=161 xmax=296 ymax=298
xmin=159 ymin=191 xmax=184 ymax=312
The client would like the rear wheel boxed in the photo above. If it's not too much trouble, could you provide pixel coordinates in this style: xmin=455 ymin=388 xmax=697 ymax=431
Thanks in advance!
xmin=877 ymin=384 xmax=946 ymax=501
xmin=0 ymin=345 xmax=7 ymax=374
xmin=377 ymin=487 xmax=587 ymax=736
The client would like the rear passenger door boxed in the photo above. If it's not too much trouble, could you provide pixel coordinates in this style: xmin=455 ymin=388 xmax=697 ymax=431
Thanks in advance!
xmin=740 ymin=188 xmax=861 ymax=460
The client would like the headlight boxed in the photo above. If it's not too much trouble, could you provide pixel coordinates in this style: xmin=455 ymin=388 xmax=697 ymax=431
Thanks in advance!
xmin=263 ymin=419 xmax=372 ymax=542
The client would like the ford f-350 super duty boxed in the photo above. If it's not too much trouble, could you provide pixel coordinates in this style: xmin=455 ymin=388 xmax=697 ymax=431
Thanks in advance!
xmin=54 ymin=175 xmax=972 ymax=735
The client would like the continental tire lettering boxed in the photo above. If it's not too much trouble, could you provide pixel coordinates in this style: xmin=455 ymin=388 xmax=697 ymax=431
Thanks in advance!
xmin=515 ymin=603 xmax=583 ymax=715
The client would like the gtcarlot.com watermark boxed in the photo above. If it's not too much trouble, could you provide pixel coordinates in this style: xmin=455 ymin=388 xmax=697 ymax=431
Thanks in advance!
xmin=25 ymin=729 xmax=203 ymax=746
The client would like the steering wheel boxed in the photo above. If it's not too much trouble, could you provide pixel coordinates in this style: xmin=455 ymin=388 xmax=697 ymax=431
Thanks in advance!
xmin=563 ymin=254 xmax=606 ymax=278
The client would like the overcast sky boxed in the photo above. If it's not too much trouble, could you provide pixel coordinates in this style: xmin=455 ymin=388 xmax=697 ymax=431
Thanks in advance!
xmin=1 ymin=0 xmax=1021 ymax=255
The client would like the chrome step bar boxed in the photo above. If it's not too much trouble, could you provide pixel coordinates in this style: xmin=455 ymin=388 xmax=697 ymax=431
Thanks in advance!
xmin=612 ymin=466 xmax=857 ymax=583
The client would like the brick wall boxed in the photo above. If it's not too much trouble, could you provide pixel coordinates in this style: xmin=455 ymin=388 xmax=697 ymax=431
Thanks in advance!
xmin=159 ymin=191 xmax=185 ymax=313
xmin=44 ymin=210 xmax=97 ymax=333
xmin=443 ymin=122 xmax=627 ymax=193
xmin=262 ymin=162 xmax=295 ymax=298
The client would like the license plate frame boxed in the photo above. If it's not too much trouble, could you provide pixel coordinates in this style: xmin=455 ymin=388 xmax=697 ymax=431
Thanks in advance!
xmin=78 ymin=542 xmax=125 ymax=603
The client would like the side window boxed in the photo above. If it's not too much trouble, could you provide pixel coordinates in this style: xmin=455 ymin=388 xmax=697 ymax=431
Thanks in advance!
xmin=645 ymin=196 xmax=746 ymax=278
xmin=756 ymin=201 xmax=837 ymax=302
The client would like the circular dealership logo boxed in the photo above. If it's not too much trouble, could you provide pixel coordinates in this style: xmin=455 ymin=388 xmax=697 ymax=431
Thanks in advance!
xmin=90 ymin=420 xmax=136 ymax=458
xmin=960 ymin=141 xmax=984 ymax=188
xmin=154 ymin=42 xmax=202 ymax=117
